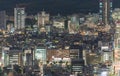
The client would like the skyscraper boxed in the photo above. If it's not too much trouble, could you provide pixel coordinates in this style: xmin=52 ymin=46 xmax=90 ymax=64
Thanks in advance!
xmin=113 ymin=21 xmax=120 ymax=75
xmin=99 ymin=0 xmax=113 ymax=25
xmin=0 ymin=11 xmax=6 ymax=30
xmin=37 ymin=11 xmax=50 ymax=27
xmin=14 ymin=8 xmax=25 ymax=30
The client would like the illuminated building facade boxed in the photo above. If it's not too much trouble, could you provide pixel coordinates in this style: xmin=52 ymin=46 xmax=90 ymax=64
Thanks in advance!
xmin=113 ymin=22 xmax=120 ymax=75
xmin=109 ymin=9 xmax=120 ymax=75
xmin=14 ymin=8 xmax=25 ymax=30
xmin=99 ymin=0 xmax=113 ymax=25
xmin=35 ymin=47 xmax=46 ymax=64
xmin=37 ymin=11 xmax=50 ymax=27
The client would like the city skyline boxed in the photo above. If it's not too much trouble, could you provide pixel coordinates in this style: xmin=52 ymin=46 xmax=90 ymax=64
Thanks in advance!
xmin=0 ymin=0 xmax=120 ymax=15
xmin=0 ymin=0 xmax=120 ymax=76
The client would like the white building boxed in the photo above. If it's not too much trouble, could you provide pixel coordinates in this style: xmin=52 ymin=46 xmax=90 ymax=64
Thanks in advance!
xmin=68 ymin=15 xmax=81 ymax=34
xmin=112 ymin=8 xmax=120 ymax=22
xmin=37 ymin=11 xmax=50 ymax=28
xmin=113 ymin=20 xmax=120 ymax=75
xmin=112 ymin=9 xmax=120 ymax=75
xmin=14 ymin=8 xmax=26 ymax=30
xmin=101 ymin=45 xmax=113 ymax=64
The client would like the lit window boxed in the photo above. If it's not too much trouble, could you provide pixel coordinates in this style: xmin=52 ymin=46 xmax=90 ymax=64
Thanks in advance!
xmin=110 ymin=3 xmax=112 ymax=7
xmin=99 ymin=3 xmax=102 ymax=6
xmin=100 ymin=10 xmax=102 ymax=13
xmin=118 ymin=39 xmax=120 ymax=48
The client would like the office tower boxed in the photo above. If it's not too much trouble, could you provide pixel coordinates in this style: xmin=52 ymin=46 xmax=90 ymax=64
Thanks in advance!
xmin=37 ymin=11 xmax=50 ymax=28
xmin=14 ymin=8 xmax=25 ymax=30
xmin=0 ymin=11 xmax=6 ymax=30
xmin=70 ymin=45 xmax=84 ymax=75
xmin=99 ymin=0 xmax=112 ymax=25
xmin=114 ymin=22 xmax=120 ymax=75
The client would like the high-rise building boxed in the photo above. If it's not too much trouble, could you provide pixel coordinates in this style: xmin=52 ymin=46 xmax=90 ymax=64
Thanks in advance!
xmin=110 ymin=8 xmax=120 ymax=75
xmin=113 ymin=22 xmax=120 ymax=75
xmin=37 ymin=11 xmax=50 ymax=28
xmin=99 ymin=0 xmax=113 ymax=25
xmin=14 ymin=8 xmax=25 ymax=30
xmin=70 ymin=45 xmax=84 ymax=75
xmin=0 ymin=11 xmax=6 ymax=30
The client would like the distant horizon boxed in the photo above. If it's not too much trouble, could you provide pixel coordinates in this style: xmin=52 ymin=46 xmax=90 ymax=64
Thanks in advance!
xmin=0 ymin=0 xmax=120 ymax=16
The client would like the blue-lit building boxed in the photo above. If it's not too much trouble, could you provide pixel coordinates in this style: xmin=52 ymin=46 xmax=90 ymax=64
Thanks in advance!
xmin=99 ymin=0 xmax=113 ymax=25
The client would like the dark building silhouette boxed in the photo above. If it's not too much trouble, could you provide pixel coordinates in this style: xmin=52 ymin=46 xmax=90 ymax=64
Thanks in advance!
xmin=0 ymin=11 xmax=6 ymax=30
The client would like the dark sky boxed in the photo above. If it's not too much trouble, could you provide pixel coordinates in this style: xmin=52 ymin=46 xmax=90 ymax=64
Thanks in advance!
xmin=0 ymin=0 xmax=120 ymax=15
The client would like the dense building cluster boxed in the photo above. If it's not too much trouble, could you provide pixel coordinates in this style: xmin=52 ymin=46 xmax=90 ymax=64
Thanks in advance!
xmin=0 ymin=0 xmax=120 ymax=76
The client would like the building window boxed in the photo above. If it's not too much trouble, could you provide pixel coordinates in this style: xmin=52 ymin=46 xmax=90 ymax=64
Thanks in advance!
xmin=110 ymin=2 xmax=112 ymax=7
xmin=118 ymin=39 xmax=120 ymax=48
xmin=100 ymin=10 xmax=102 ymax=13
xmin=99 ymin=3 xmax=102 ymax=6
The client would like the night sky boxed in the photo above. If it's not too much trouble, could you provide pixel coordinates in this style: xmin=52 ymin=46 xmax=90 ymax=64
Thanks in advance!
xmin=0 ymin=0 xmax=120 ymax=15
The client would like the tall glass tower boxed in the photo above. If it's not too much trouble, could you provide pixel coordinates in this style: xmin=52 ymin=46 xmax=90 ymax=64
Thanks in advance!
xmin=99 ymin=0 xmax=113 ymax=25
